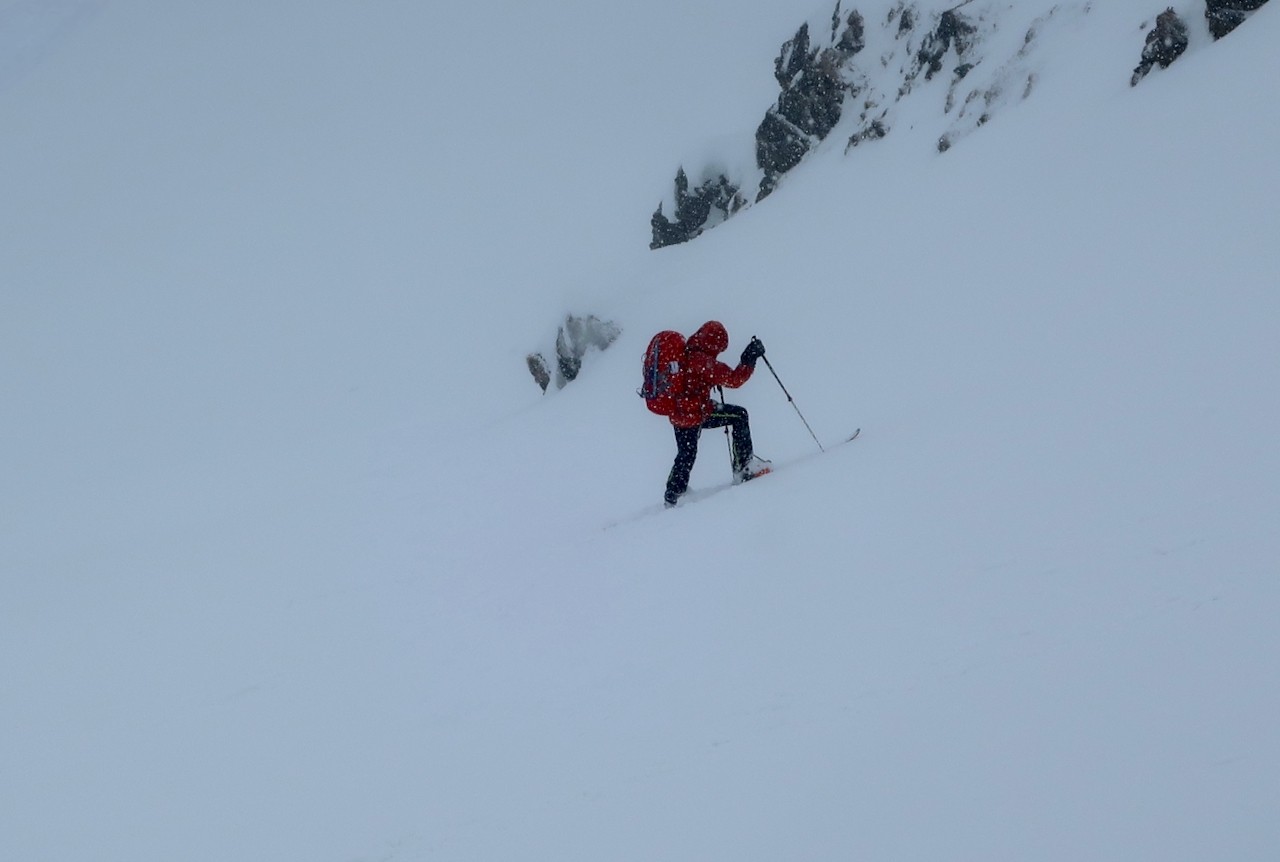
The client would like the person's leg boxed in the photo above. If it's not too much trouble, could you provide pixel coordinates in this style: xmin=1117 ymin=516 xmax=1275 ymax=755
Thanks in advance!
xmin=665 ymin=426 xmax=701 ymax=505
xmin=702 ymin=404 xmax=753 ymax=473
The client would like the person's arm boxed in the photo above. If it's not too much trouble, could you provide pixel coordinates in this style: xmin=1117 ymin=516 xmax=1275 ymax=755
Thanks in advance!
xmin=715 ymin=337 xmax=765 ymax=388
xmin=714 ymin=358 xmax=754 ymax=389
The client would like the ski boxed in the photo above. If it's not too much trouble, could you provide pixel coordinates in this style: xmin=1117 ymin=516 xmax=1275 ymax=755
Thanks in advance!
xmin=604 ymin=427 xmax=862 ymax=527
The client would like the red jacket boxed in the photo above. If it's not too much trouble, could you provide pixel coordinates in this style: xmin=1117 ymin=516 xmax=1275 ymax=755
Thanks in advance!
xmin=669 ymin=320 xmax=754 ymax=428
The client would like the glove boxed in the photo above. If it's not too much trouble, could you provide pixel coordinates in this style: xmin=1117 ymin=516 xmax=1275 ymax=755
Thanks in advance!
xmin=740 ymin=336 xmax=766 ymax=367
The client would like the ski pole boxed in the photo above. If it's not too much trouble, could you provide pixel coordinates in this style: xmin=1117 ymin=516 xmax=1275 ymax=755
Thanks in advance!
xmin=717 ymin=385 xmax=735 ymax=465
xmin=758 ymin=349 xmax=825 ymax=452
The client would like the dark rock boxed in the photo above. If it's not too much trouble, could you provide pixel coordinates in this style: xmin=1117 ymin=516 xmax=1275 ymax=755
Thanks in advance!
xmin=1208 ymin=7 xmax=1248 ymax=37
xmin=777 ymin=52 xmax=845 ymax=138
xmin=835 ymin=9 xmax=866 ymax=57
xmin=1206 ymin=0 xmax=1269 ymax=39
xmin=755 ymin=110 xmax=810 ymax=201
xmin=916 ymin=8 xmax=979 ymax=80
xmin=650 ymin=168 xmax=745 ymax=249
xmin=1131 ymin=9 xmax=1190 ymax=86
xmin=650 ymin=203 xmax=685 ymax=250
xmin=669 ymin=167 xmax=710 ymax=239
xmin=560 ymin=315 xmax=620 ymax=374
xmin=554 ymin=328 xmax=579 ymax=384
xmin=708 ymin=176 xmax=747 ymax=217
xmin=756 ymin=20 xmax=852 ymax=201
xmin=894 ymin=3 xmax=916 ymax=37
xmin=775 ymin=23 xmax=812 ymax=87
xmin=526 ymin=353 xmax=551 ymax=393
xmin=770 ymin=23 xmax=846 ymax=140
xmin=846 ymin=118 xmax=888 ymax=151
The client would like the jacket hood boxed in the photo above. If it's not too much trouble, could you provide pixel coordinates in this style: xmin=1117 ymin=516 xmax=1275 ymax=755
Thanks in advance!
xmin=687 ymin=320 xmax=728 ymax=356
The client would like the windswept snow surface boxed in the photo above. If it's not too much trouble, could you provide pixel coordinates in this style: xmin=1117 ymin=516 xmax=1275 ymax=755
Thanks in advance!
xmin=3 ymin=1 xmax=1278 ymax=860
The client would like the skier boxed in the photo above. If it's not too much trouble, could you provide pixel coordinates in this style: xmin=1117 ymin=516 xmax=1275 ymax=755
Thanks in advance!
xmin=663 ymin=321 xmax=770 ymax=508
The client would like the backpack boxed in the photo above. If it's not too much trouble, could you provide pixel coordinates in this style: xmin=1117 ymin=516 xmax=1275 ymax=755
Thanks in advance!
xmin=638 ymin=330 xmax=686 ymax=416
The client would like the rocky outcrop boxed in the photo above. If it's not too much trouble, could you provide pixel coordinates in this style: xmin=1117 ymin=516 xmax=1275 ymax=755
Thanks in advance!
xmin=656 ymin=0 xmax=998 ymax=237
xmin=754 ymin=111 xmax=811 ymax=202
xmin=651 ymin=5 xmax=872 ymax=247
xmin=757 ymin=15 xmax=867 ymax=201
xmin=1132 ymin=9 xmax=1190 ymax=85
xmin=915 ymin=8 xmax=979 ymax=81
xmin=526 ymin=353 xmax=552 ymax=393
xmin=846 ymin=117 xmax=888 ymax=150
xmin=649 ymin=0 xmax=1269 ymax=249
xmin=650 ymin=169 xmax=744 ymax=249
xmin=527 ymin=315 xmax=621 ymax=393
xmin=834 ymin=4 xmax=867 ymax=53
xmin=1206 ymin=0 xmax=1270 ymax=40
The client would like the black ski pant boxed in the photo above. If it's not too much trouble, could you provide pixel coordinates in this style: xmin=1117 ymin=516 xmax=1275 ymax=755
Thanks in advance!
xmin=666 ymin=404 xmax=753 ymax=502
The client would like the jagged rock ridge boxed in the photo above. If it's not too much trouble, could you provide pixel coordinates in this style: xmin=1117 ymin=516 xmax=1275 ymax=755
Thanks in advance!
xmin=650 ymin=0 xmax=1015 ymax=250
xmin=650 ymin=0 xmax=1272 ymax=250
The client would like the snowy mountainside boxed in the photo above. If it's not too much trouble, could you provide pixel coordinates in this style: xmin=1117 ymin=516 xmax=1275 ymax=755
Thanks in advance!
xmin=2 ymin=1 xmax=1279 ymax=861
xmin=651 ymin=0 xmax=1256 ymax=246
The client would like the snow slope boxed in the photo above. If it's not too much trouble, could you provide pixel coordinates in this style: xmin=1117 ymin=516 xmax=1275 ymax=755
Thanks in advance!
xmin=3 ymin=1 xmax=1278 ymax=860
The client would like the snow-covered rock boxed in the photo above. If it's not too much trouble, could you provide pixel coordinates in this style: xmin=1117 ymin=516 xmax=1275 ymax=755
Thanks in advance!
xmin=1132 ymin=9 xmax=1191 ymax=86
xmin=652 ymin=0 xmax=1273 ymax=247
